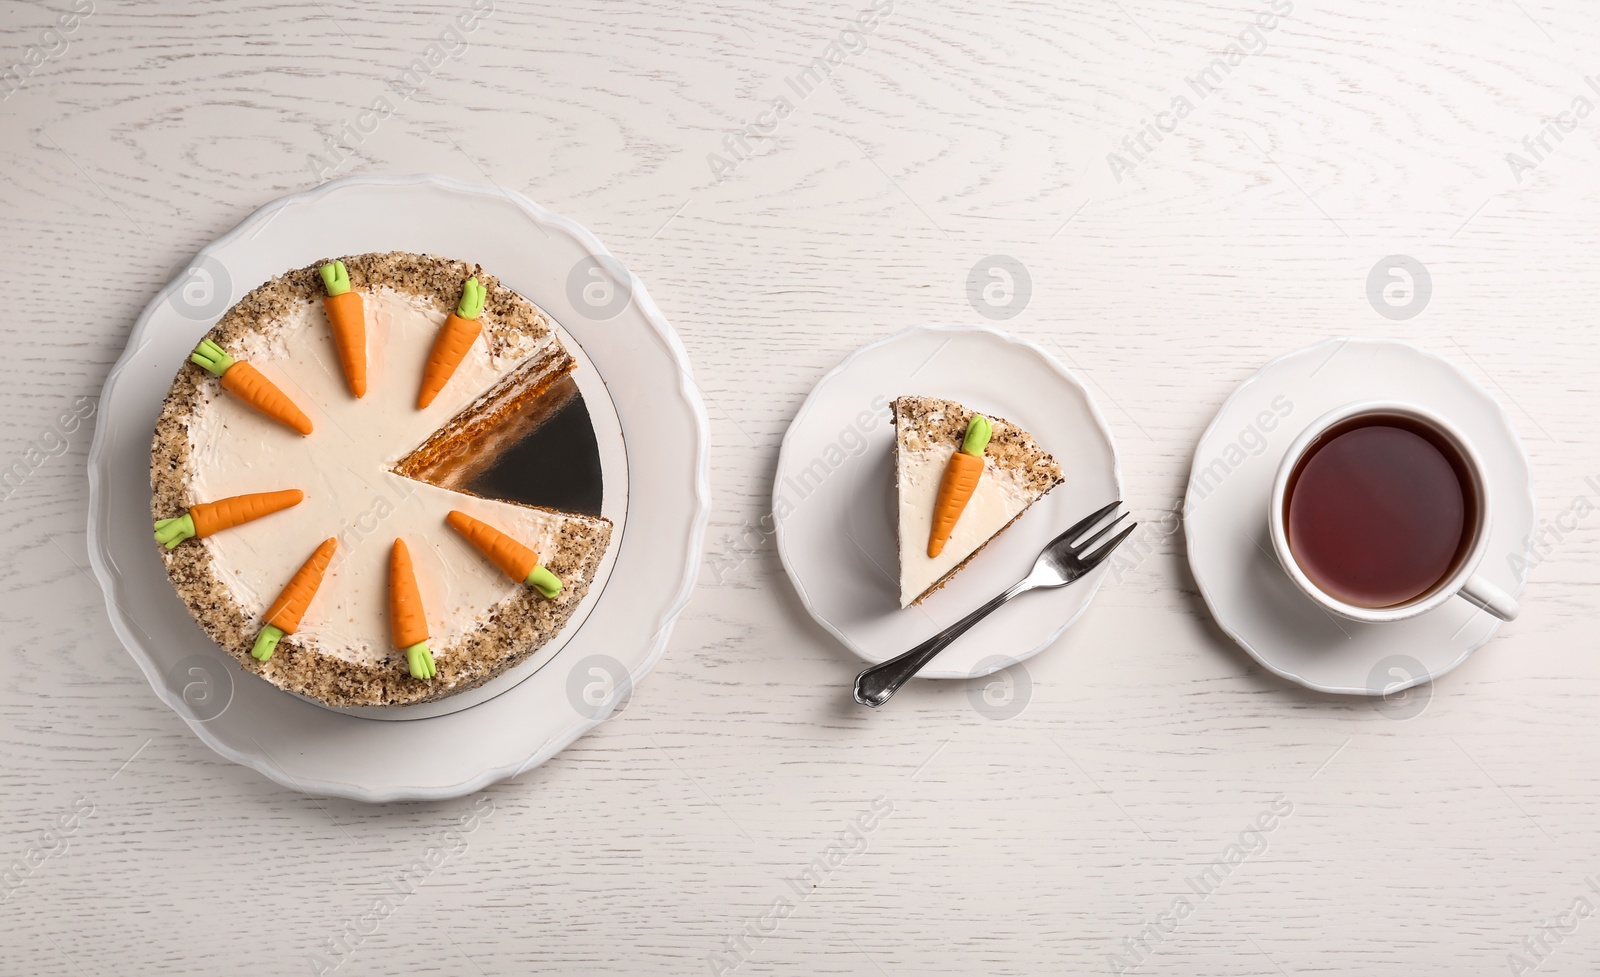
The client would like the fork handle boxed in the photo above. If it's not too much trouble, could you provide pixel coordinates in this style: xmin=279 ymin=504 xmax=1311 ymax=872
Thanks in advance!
xmin=853 ymin=580 xmax=1032 ymax=708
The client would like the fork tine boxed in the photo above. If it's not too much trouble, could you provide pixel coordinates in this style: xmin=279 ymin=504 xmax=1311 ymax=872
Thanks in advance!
xmin=1072 ymin=512 xmax=1130 ymax=553
xmin=1048 ymin=500 xmax=1121 ymax=549
xmin=1077 ymin=523 xmax=1138 ymax=569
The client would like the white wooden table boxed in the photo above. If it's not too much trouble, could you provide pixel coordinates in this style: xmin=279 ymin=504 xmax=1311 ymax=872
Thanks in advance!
xmin=4 ymin=0 xmax=1598 ymax=973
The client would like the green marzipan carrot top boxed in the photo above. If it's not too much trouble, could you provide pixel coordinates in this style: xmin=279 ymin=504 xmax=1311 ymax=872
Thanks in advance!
xmin=526 ymin=565 xmax=561 ymax=598
xmin=319 ymin=260 xmax=351 ymax=296
xmin=960 ymin=414 xmax=993 ymax=456
xmin=457 ymin=277 xmax=486 ymax=319
xmin=190 ymin=339 xmax=235 ymax=376
xmin=153 ymin=514 xmax=196 ymax=549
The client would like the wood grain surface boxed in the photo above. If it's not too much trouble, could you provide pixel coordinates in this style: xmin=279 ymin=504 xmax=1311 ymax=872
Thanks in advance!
xmin=4 ymin=0 xmax=1600 ymax=973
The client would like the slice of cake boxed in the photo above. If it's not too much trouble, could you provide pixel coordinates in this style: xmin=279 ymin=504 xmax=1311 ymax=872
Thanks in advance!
xmin=892 ymin=396 xmax=1063 ymax=607
xmin=151 ymin=252 xmax=612 ymax=708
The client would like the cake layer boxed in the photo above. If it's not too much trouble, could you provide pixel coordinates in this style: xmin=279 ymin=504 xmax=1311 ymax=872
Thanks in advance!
xmin=394 ymin=358 xmax=574 ymax=491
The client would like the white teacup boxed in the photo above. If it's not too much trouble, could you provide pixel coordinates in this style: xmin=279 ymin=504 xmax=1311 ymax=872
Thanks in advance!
xmin=1268 ymin=401 xmax=1518 ymax=623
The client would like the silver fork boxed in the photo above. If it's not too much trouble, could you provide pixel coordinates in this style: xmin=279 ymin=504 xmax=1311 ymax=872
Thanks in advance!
xmin=853 ymin=501 xmax=1136 ymax=708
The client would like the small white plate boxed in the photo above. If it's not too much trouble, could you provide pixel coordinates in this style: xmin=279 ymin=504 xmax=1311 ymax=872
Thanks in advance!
xmin=1185 ymin=338 xmax=1535 ymax=695
xmin=87 ymin=174 xmax=709 ymax=801
xmin=774 ymin=324 xmax=1122 ymax=678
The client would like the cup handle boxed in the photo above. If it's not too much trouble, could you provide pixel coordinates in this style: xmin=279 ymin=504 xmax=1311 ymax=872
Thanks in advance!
xmin=1459 ymin=574 xmax=1519 ymax=621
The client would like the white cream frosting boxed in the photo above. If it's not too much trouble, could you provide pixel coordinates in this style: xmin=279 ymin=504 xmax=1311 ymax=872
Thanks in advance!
xmin=187 ymin=287 xmax=576 ymax=666
xmin=897 ymin=445 xmax=1034 ymax=606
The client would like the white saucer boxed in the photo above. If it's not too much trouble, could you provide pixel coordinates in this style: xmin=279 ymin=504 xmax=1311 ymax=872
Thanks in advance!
xmin=86 ymin=175 xmax=709 ymax=801
xmin=1184 ymin=338 xmax=1535 ymax=695
xmin=774 ymin=324 xmax=1121 ymax=678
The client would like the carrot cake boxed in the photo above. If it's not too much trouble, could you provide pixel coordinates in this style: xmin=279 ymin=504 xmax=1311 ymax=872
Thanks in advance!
xmin=150 ymin=252 xmax=612 ymax=708
xmin=893 ymin=396 xmax=1063 ymax=606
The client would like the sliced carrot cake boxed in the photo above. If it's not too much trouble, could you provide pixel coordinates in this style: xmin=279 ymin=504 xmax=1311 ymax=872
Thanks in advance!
xmin=150 ymin=252 xmax=612 ymax=708
xmin=893 ymin=396 xmax=1063 ymax=606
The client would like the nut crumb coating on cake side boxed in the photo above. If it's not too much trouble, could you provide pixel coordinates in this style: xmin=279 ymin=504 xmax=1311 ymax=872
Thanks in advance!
xmin=892 ymin=396 xmax=1064 ymax=604
xmin=150 ymin=252 xmax=612 ymax=708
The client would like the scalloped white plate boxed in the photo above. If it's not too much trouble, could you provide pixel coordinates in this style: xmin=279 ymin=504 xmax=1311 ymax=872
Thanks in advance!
xmin=87 ymin=174 xmax=709 ymax=801
xmin=774 ymin=324 xmax=1122 ymax=679
xmin=1185 ymin=338 xmax=1534 ymax=695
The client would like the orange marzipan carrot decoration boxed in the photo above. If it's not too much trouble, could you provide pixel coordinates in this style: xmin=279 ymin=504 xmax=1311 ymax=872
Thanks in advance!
xmin=221 ymin=362 xmax=313 ymax=435
xmin=417 ymin=313 xmax=483 ymax=409
xmin=417 ymin=277 xmax=486 ymax=409
xmin=191 ymin=489 xmax=305 ymax=539
xmin=263 ymin=538 xmax=338 ymax=634
xmin=927 ymin=414 xmax=994 ymax=559
xmin=191 ymin=340 xmax=313 ymax=435
xmin=928 ymin=453 xmax=984 ymax=558
xmin=388 ymin=538 xmax=430 ymax=649
xmin=323 ymin=291 xmax=367 ymax=398
xmin=446 ymin=510 xmax=538 ymax=582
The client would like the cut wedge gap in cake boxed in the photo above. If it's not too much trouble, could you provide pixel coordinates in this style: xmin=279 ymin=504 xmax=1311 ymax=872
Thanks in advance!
xmin=391 ymin=356 xmax=606 ymax=518
xmin=893 ymin=396 xmax=1064 ymax=607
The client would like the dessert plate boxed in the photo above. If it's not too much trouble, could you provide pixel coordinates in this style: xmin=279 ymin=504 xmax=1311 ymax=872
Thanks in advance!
xmin=775 ymin=324 xmax=1122 ymax=678
xmin=1185 ymin=338 xmax=1534 ymax=695
xmin=87 ymin=174 xmax=709 ymax=801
